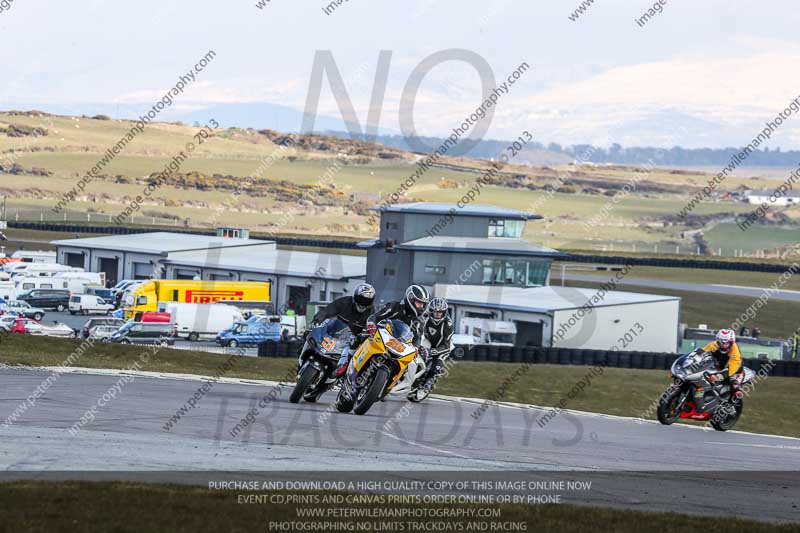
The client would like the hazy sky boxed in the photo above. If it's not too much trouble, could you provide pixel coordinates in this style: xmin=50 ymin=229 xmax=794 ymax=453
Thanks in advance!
xmin=2 ymin=0 xmax=799 ymax=148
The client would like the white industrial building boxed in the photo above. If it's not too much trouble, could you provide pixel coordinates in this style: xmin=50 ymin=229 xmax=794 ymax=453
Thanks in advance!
xmin=434 ymin=283 xmax=680 ymax=353
xmin=745 ymin=189 xmax=800 ymax=206
xmin=50 ymin=204 xmax=682 ymax=352
xmin=51 ymin=232 xmax=366 ymax=314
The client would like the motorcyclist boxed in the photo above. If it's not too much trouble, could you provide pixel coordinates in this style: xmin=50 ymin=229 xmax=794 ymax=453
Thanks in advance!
xmin=310 ymin=282 xmax=376 ymax=335
xmin=333 ymin=284 xmax=430 ymax=376
xmin=701 ymin=329 xmax=744 ymax=400
xmin=418 ymin=297 xmax=454 ymax=391
xmin=310 ymin=283 xmax=375 ymax=372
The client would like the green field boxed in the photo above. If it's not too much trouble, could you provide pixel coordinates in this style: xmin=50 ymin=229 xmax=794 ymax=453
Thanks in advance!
xmin=1 ymin=482 xmax=793 ymax=533
xmin=705 ymin=222 xmax=800 ymax=255
xmin=2 ymin=335 xmax=797 ymax=438
xmin=552 ymin=263 xmax=800 ymax=292
xmin=4 ymin=111 xmax=798 ymax=253
xmin=560 ymin=279 xmax=799 ymax=339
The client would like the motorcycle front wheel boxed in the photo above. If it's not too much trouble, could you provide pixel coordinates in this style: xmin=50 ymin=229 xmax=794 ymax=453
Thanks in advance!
xmin=290 ymin=364 xmax=320 ymax=404
xmin=354 ymin=366 xmax=390 ymax=415
xmin=710 ymin=401 xmax=742 ymax=432
xmin=334 ymin=385 xmax=355 ymax=413
xmin=656 ymin=386 xmax=686 ymax=425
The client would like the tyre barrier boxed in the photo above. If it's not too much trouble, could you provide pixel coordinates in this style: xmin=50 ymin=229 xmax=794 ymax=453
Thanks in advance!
xmin=253 ymin=341 xmax=800 ymax=377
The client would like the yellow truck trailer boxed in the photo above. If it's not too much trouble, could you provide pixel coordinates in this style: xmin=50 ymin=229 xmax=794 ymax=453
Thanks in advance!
xmin=124 ymin=280 xmax=270 ymax=319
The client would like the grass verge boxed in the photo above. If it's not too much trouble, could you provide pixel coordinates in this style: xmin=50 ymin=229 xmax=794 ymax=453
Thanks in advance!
xmin=1 ymin=335 xmax=797 ymax=438
xmin=560 ymin=279 xmax=800 ymax=339
xmin=0 ymin=482 xmax=794 ymax=533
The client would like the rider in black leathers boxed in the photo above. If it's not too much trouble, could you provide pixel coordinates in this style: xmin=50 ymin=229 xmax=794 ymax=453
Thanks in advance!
xmin=311 ymin=283 xmax=375 ymax=337
xmin=333 ymin=284 xmax=430 ymax=376
xmin=418 ymin=297 xmax=454 ymax=390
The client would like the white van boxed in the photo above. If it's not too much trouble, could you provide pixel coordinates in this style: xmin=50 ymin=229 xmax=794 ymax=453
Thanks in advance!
xmin=157 ymin=302 xmax=243 ymax=341
xmin=69 ymin=294 xmax=114 ymax=315
xmin=0 ymin=280 xmax=16 ymax=301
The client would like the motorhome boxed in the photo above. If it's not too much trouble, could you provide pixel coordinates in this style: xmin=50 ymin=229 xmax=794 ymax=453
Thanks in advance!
xmin=53 ymin=271 xmax=105 ymax=294
xmin=7 ymin=263 xmax=82 ymax=278
xmin=459 ymin=317 xmax=517 ymax=346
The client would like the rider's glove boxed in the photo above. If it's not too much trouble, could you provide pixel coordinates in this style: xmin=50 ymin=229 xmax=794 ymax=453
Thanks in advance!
xmin=367 ymin=322 xmax=377 ymax=336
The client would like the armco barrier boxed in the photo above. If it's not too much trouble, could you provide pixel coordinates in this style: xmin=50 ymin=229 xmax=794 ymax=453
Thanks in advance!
xmin=11 ymin=221 xmax=794 ymax=271
xmin=256 ymin=341 xmax=800 ymax=377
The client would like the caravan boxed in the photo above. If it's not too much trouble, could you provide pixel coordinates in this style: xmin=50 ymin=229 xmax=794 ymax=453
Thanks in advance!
xmin=14 ymin=272 xmax=104 ymax=296
xmin=6 ymin=263 xmax=82 ymax=277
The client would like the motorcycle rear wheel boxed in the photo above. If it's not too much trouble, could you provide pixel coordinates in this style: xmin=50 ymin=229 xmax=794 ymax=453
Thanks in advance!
xmin=710 ymin=401 xmax=742 ymax=432
xmin=656 ymin=386 xmax=685 ymax=425
xmin=289 ymin=365 xmax=319 ymax=404
xmin=407 ymin=386 xmax=431 ymax=403
xmin=354 ymin=366 xmax=390 ymax=415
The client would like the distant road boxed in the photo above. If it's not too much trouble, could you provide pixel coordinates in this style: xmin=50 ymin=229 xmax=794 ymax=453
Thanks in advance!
xmin=558 ymin=273 xmax=800 ymax=302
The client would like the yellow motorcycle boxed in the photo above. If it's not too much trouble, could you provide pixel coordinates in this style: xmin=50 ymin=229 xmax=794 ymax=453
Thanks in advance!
xmin=334 ymin=319 xmax=420 ymax=415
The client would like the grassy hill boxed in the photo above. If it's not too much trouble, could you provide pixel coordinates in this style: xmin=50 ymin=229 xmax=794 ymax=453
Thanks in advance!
xmin=1 ymin=110 xmax=797 ymax=255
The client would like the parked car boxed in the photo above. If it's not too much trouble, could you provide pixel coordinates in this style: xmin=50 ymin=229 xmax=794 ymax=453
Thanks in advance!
xmin=108 ymin=321 xmax=175 ymax=346
xmin=1 ymin=300 xmax=46 ymax=320
xmin=86 ymin=287 xmax=114 ymax=300
xmin=69 ymin=294 xmax=114 ymax=315
xmin=216 ymin=320 xmax=281 ymax=347
xmin=0 ymin=315 xmax=18 ymax=331
xmin=17 ymin=289 xmax=71 ymax=312
xmin=81 ymin=317 xmax=126 ymax=339
xmin=13 ymin=317 xmax=76 ymax=338
xmin=132 ymin=312 xmax=172 ymax=323
xmin=87 ymin=324 xmax=120 ymax=341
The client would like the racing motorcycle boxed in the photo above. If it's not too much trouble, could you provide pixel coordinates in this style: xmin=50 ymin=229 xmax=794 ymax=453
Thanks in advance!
xmin=289 ymin=318 xmax=351 ymax=404
xmin=405 ymin=341 xmax=454 ymax=403
xmin=334 ymin=319 xmax=426 ymax=415
xmin=657 ymin=349 xmax=755 ymax=431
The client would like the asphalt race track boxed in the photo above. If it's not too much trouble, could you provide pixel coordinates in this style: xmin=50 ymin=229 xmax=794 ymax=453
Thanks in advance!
xmin=0 ymin=368 xmax=798 ymax=522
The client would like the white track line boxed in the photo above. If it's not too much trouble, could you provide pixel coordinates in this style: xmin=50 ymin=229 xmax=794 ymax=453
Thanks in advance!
xmin=6 ymin=364 xmax=800 ymax=443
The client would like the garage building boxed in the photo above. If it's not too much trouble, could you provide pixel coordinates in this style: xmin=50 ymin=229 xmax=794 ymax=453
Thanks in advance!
xmin=435 ymin=283 xmax=680 ymax=352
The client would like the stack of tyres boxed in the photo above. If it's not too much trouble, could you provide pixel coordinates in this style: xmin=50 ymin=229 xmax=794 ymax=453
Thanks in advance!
xmin=276 ymin=342 xmax=289 ymax=358
xmin=511 ymin=347 xmax=526 ymax=363
xmin=486 ymin=345 xmax=500 ymax=362
xmin=475 ymin=345 xmax=489 ymax=362
xmin=499 ymin=346 xmax=513 ymax=363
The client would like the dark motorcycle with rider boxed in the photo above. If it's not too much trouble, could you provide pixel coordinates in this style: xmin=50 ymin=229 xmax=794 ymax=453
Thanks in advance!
xmin=290 ymin=283 xmax=375 ymax=404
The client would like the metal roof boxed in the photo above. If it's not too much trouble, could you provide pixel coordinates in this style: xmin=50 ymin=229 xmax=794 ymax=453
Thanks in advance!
xmin=370 ymin=202 xmax=541 ymax=220
xmin=434 ymin=283 xmax=679 ymax=313
xmin=51 ymin=232 xmax=274 ymax=255
xmin=164 ymin=247 xmax=366 ymax=280
xmin=398 ymin=236 xmax=564 ymax=257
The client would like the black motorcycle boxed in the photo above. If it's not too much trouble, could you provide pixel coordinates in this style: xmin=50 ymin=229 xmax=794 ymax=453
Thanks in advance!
xmin=657 ymin=349 xmax=755 ymax=431
xmin=289 ymin=318 xmax=351 ymax=404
